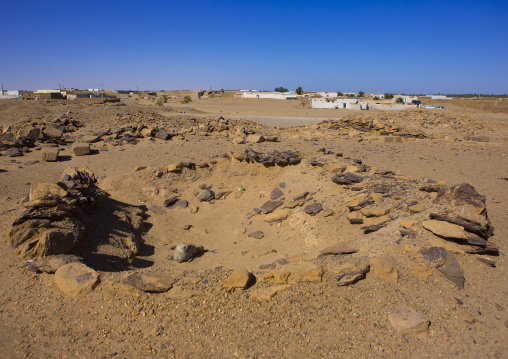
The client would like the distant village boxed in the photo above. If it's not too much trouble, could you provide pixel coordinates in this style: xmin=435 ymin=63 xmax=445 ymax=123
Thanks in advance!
xmin=0 ymin=87 xmax=457 ymax=111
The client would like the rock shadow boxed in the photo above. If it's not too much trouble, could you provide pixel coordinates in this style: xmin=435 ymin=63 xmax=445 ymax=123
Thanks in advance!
xmin=75 ymin=196 xmax=152 ymax=272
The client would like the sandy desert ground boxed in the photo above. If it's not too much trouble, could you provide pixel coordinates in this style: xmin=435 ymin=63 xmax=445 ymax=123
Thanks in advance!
xmin=0 ymin=96 xmax=507 ymax=358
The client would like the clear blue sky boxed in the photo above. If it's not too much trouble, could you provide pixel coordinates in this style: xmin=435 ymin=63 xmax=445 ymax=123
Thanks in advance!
xmin=1 ymin=0 xmax=507 ymax=94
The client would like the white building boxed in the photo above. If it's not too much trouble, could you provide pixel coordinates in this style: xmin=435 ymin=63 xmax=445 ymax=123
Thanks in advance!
xmin=311 ymin=98 xmax=369 ymax=110
xmin=393 ymin=95 xmax=418 ymax=104
xmin=316 ymin=92 xmax=337 ymax=98
xmin=429 ymin=95 xmax=452 ymax=100
xmin=0 ymin=90 xmax=20 ymax=99
xmin=241 ymin=91 xmax=297 ymax=100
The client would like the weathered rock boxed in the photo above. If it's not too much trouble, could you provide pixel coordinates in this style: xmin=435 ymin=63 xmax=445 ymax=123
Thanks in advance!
xmin=221 ymin=268 xmax=254 ymax=289
xmin=260 ymin=200 xmax=283 ymax=214
xmin=155 ymin=128 xmax=170 ymax=140
xmin=421 ymin=247 xmax=447 ymax=268
xmin=400 ymin=218 xmax=419 ymax=229
xmin=5 ymin=148 xmax=23 ymax=157
xmin=332 ymin=172 xmax=364 ymax=185
xmin=163 ymin=196 xmax=179 ymax=207
xmin=434 ymin=183 xmax=486 ymax=210
xmin=270 ymin=188 xmax=284 ymax=200
xmin=304 ymin=202 xmax=323 ymax=216
xmin=336 ymin=260 xmax=370 ymax=286
xmin=43 ymin=126 xmax=64 ymax=140
xmin=246 ymin=134 xmax=265 ymax=143
xmin=476 ymin=257 xmax=496 ymax=267
xmin=361 ymin=205 xmax=392 ymax=217
xmin=29 ymin=182 xmax=67 ymax=201
xmin=19 ymin=126 xmax=41 ymax=140
xmin=167 ymin=163 xmax=183 ymax=173
xmin=437 ymin=251 xmax=465 ymax=288
xmin=54 ymin=263 xmax=100 ymax=296
xmin=250 ymin=285 xmax=292 ymax=301
xmin=72 ymin=143 xmax=91 ymax=156
xmin=370 ymin=257 xmax=399 ymax=284
xmin=42 ymin=148 xmax=60 ymax=162
xmin=429 ymin=206 xmax=490 ymax=238
xmin=389 ymin=305 xmax=430 ymax=335
xmin=122 ymin=271 xmax=175 ymax=292
xmin=23 ymin=228 xmax=78 ymax=260
xmin=197 ymin=190 xmax=215 ymax=202
xmin=320 ymin=242 xmax=358 ymax=256
xmin=22 ymin=254 xmax=82 ymax=273
xmin=173 ymin=243 xmax=204 ymax=263
xmin=272 ymin=262 xmax=323 ymax=284
xmin=265 ymin=209 xmax=291 ymax=223
xmin=248 ymin=231 xmax=264 ymax=239
xmin=422 ymin=220 xmax=467 ymax=239
xmin=345 ymin=193 xmax=368 ymax=207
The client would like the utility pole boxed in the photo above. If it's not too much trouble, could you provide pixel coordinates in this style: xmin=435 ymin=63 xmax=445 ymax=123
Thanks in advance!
xmin=102 ymin=83 xmax=104 ymax=98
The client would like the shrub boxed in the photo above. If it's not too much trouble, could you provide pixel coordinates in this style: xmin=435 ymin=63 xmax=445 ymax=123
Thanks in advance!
xmin=337 ymin=92 xmax=343 ymax=97
xmin=182 ymin=95 xmax=192 ymax=104
xmin=384 ymin=93 xmax=394 ymax=99
xmin=396 ymin=97 xmax=405 ymax=104
xmin=274 ymin=87 xmax=289 ymax=93
xmin=357 ymin=91 xmax=365 ymax=97
xmin=162 ymin=95 xmax=169 ymax=103
xmin=295 ymin=87 xmax=303 ymax=95
xmin=373 ymin=96 xmax=380 ymax=100
xmin=156 ymin=98 xmax=164 ymax=107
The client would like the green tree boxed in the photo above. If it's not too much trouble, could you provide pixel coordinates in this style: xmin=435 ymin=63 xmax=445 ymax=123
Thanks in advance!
xmin=295 ymin=87 xmax=303 ymax=95
xmin=373 ymin=96 xmax=380 ymax=100
xmin=384 ymin=93 xmax=394 ymax=99
xmin=156 ymin=98 xmax=164 ymax=107
xmin=396 ymin=97 xmax=405 ymax=104
xmin=357 ymin=91 xmax=365 ymax=98
xmin=337 ymin=92 xmax=343 ymax=97
xmin=274 ymin=87 xmax=289 ymax=93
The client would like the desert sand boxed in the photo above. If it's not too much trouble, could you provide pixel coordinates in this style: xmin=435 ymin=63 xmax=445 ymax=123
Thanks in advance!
xmin=0 ymin=95 xmax=507 ymax=358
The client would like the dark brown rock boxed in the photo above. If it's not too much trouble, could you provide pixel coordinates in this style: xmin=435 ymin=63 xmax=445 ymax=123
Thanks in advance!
xmin=260 ymin=200 xmax=283 ymax=214
xmin=270 ymin=188 xmax=284 ymax=200
xmin=421 ymin=247 xmax=447 ymax=268
xmin=304 ymin=202 xmax=323 ymax=216
xmin=437 ymin=251 xmax=465 ymax=289
xmin=248 ymin=231 xmax=264 ymax=239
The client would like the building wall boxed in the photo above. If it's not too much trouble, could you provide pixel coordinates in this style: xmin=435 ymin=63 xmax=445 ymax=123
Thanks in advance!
xmin=373 ymin=104 xmax=414 ymax=111
xmin=242 ymin=92 xmax=291 ymax=100
xmin=311 ymin=98 xmax=359 ymax=109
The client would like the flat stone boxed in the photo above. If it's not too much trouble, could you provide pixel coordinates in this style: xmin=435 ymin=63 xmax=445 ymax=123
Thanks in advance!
xmin=248 ymin=231 xmax=264 ymax=239
xmin=155 ymin=128 xmax=170 ymax=140
xmin=72 ymin=143 xmax=91 ymax=156
xmin=264 ymin=209 xmax=291 ymax=223
xmin=221 ymin=268 xmax=254 ymax=289
xmin=409 ymin=203 xmax=427 ymax=213
xmin=122 ymin=271 xmax=175 ymax=292
xmin=344 ymin=193 xmax=368 ymax=207
xmin=260 ymin=200 xmax=283 ymax=214
xmin=437 ymin=251 xmax=465 ymax=288
xmin=250 ymin=285 xmax=292 ymax=301
xmin=173 ymin=243 xmax=204 ymax=263
xmin=197 ymin=190 xmax=215 ymax=202
xmin=320 ymin=242 xmax=358 ymax=256
xmin=270 ymin=188 xmax=284 ymax=200
xmin=336 ymin=260 xmax=370 ymax=286
xmin=476 ymin=257 xmax=496 ymax=267
xmin=400 ymin=218 xmax=419 ymax=229
xmin=54 ymin=263 xmax=100 ymax=296
xmin=42 ymin=148 xmax=60 ymax=162
xmin=361 ymin=205 xmax=392 ymax=217
xmin=422 ymin=220 xmax=467 ymax=239
xmin=304 ymin=202 xmax=323 ymax=216
xmin=272 ymin=262 xmax=323 ymax=284
xmin=389 ymin=305 xmax=430 ymax=335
